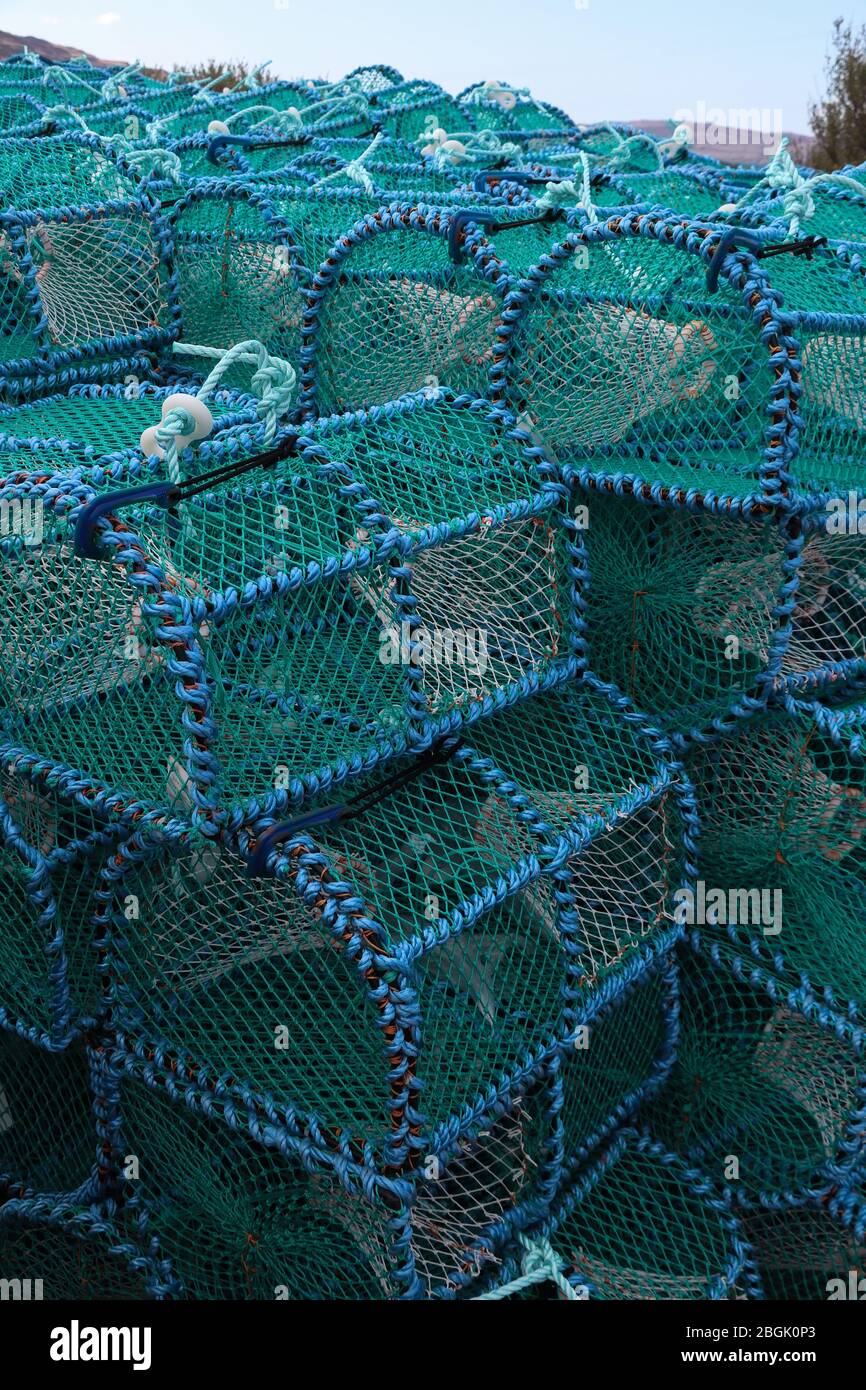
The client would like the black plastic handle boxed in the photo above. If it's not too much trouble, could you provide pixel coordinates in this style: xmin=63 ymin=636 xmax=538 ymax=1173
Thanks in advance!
xmin=447 ymin=208 xmax=500 ymax=261
xmin=74 ymin=481 xmax=175 ymax=559
xmin=472 ymin=168 xmax=550 ymax=193
xmin=705 ymin=228 xmax=765 ymax=293
xmin=247 ymin=804 xmax=348 ymax=876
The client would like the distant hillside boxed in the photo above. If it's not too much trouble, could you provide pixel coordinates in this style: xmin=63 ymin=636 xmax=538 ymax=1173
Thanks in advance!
xmin=631 ymin=118 xmax=812 ymax=166
xmin=0 ymin=29 xmax=125 ymax=68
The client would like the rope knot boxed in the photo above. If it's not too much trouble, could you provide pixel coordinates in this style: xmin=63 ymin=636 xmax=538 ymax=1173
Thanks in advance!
xmin=155 ymin=407 xmax=198 ymax=449
xmin=251 ymin=357 xmax=297 ymax=427
xmin=520 ymin=1236 xmax=561 ymax=1282
xmin=782 ymin=183 xmax=816 ymax=228
xmin=124 ymin=148 xmax=183 ymax=184
xmin=536 ymin=179 xmax=579 ymax=210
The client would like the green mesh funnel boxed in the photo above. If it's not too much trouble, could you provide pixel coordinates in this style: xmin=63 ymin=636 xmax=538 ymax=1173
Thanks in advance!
xmin=544 ymin=1129 xmax=747 ymax=1299
xmin=0 ymin=1195 xmax=176 ymax=1298
xmin=646 ymin=944 xmax=865 ymax=1203
xmin=685 ymin=697 xmax=866 ymax=1015
xmin=578 ymin=490 xmax=790 ymax=736
xmin=0 ymin=1028 xmax=97 ymax=1197
xmin=113 ymin=1072 xmax=398 ymax=1300
xmin=611 ymin=169 xmax=730 ymax=217
xmin=0 ymin=136 xmax=176 ymax=383
xmin=578 ymin=497 xmax=866 ymax=735
xmin=742 ymin=1203 xmax=866 ymax=1301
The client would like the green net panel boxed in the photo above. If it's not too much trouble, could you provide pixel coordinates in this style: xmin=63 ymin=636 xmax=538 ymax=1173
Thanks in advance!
xmin=496 ymin=218 xmax=866 ymax=520
xmin=0 ymin=1028 xmax=96 ymax=1198
xmin=406 ymin=1086 xmax=552 ymax=1295
xmin=1 ymin=396 xmax=573 ymax=823
xmin=24 ymin=70 xmax=114 ymax=111
xmin=742 ymin=1203 xmax=866 ymax=1301
xmin=611 ymin=170 xmax=729 ymax=217
xmin=745 ymin=243 xmax=866 ymax=498
xmin=646 ymin=945 xmax=865 ymax=1203
xmin=341 ymin=66 xmax=404 ymax=96
xmin=0 ymin=93 xmax=45 ymax=135
xmin=300 ymin=205 xmax=559 ymax=417
xmin=111 ymin=1060 xmax=555 ymax=1298
xmin=126 ymin=81 xmax=321 ymax=143
xmin=685 ymin=697 xmax=866 ymax=1017
xmin=578 ymin=490 xmax=790 ymax=736
xmin=0 ymin=134 xmax=139 ymax=211
xmin=113 ymin=1070 xmax=401 ymax=1300
xmin=457 ymin=85 xmax=572 ymax=138
xmin=68 ymin=103 xmax=148 ymax=141
xmin=565 ymin=125 xmax=671 ymax=174
xmin=0 ymin=383 xmax=262 ymax=474
xmin=0 ymin=754 xmax=131 ymax=1045
xmin=779 ymin=519 xmax=866 ymax=690
xmin=496 ymin=216 xmax=792 ymax=504
xmin=168 ymin=185 xmax=317 ymax=381
xmin=545 ymin=1129 xmax=746 ymax=1298
xmin=375 ymin=83 xmax=466 ymax=145
xmin=555 ymin=954 xmax=676 ymax=1180
xmin=463 ymin=689 xmax=684 ymax=992
xmin=0 ymin=1196 xmax=175 ymax=1299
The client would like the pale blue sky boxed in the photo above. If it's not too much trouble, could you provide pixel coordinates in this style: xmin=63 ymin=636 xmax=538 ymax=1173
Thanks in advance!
xmin=0 ymin=0 xmax=855 ymax=132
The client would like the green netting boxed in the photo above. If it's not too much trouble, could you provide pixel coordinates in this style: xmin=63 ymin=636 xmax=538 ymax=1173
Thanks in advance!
xmin=2 ymin=48 xmax=865 ymax=1303
xmin=0 ymin=758 xmax=128 ymax=1043
xmin=646 ymin=947 xmax=864 ymax=1201
xmin=100 ymin=683 xmax=678 ymax=1155
xmin=556 ymin=960 xmax=673 ymax=1172
xmin=115 ymin=1072 xmax=399 ymax=1299
xmin=686 ymin=700 xmax=866 ymax=1014
xmin=0 ymin=135 xmax=137 ymax=209
xmin=0 ymin=1028 xmax=96 ymax=1196
xmin=752 ymin=185 xmax=866 ymax=249
xmin=752 ymin=248 xmax=866 ymax=495
xmin=613 ymin=170 xmax=728 ymax=216
xmin=0 ymin=93 xmax=44 ymax=133
xmin=742 ymin=1205 xmax=866 ymax=1301
xmin=169 ymin=191 xmax=312 ymax=372
xmin=305 ymin=214 xmax=507 ymax=415
xmin=0 ymin=384 xmax=260 ymax=465
xmin=1 ymin=397 xmax=572 ymax=821
xmin=0 ymin=1198 xmax=166 ymax=1299
xmin=580 ymin=491 xmax=787 ymax=734
xmin=408 ymin=1088 xmax=550 ymax=1294
xmin=377 ymin=88 xmax=466 ymax=145
xmin=548 ymin=1131 xmax=743 ymax=1298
